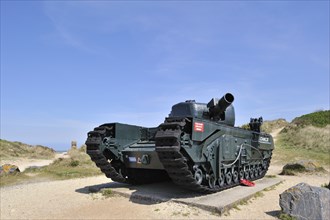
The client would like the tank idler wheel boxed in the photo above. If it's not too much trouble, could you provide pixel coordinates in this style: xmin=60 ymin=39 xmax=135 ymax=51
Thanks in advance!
xmin=225 ymin=172 xmax=232 ymax=185
xmin=194 ymin=168 xmax=203 ymax=185
xmin=208 ymin=174 xmax=217 ymax=189
xmin=218 ymin=172 xmax=225 ymax=187
xmin=232 ymin=170 xmax=239 ymax=183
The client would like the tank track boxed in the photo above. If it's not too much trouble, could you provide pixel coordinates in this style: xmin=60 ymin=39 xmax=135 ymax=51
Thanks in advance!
xmin=155 ymin=118 xmax=271 ymax=193
xmin=85 ymin=125 xmax=127 ymax=183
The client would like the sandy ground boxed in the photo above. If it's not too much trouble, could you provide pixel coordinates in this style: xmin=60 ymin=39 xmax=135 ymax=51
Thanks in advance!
xmin=0 ymin=175 xmax=217 ymax=220
xmin=1 ymin=165 xmax=328 ymax=220
xmin=1 ymin=131 xmax=329 ymax=219
xmin=270 ymin=127 xmax=283 ymax=143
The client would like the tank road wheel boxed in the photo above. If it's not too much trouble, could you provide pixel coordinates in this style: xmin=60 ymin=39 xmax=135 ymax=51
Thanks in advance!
xmin=239 ymin=169 xmax=244 ymax=180
xmin=232 ymin=170 xmax=239 ymax=183
xmin=208 ymin=174 xmax=217 ymax=189
xmin=218 ymin=172 xmax=225 ymax=187
xmin=225 ymin=172 xmax=232 ymax=185
xmin=258 ymin=166 xmax=263 ymax=176
xmin=249 ymin=168 xmax=254 ymax=179
xmin=244 ymin=169 xmax=250 ymax=180
xmin=194 ymin=168 xmax=203 ymax=185
xmin=254 ymin=168 xmax=259 ymax=177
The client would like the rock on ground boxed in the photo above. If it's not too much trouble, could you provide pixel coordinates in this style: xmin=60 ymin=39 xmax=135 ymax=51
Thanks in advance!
xmin=279 ymin=182 xmax=330 ymax=220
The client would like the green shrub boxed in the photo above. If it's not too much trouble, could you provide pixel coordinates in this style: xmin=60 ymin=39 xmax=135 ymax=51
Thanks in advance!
xmin=280 ymin=164 xmax=306 ymax=176
xmin=279 ymin=161 xmax=326 ymax=176
xmin=69 ymin=160 xmax=80 ymax=167
xmin=291 ymin=110 xmax=330 ymax=128
xmin=279 ymin=213 xmax=296 ymax=220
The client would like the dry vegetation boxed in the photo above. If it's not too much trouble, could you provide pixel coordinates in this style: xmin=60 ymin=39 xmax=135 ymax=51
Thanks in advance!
xmin=261 ymin=119 xmax=289 ymax=133
xmin=273 ymin=110 xmax=330 ymax=168
xmin=0 ymin=145 xmax=102 ymax=187
xmin=0 ymin=139 xmax=55 ymax=159
xmin=278 ymin=125 xmax=330 ymax=153
xmin=24 ymin=145 xmax=101 ymax=179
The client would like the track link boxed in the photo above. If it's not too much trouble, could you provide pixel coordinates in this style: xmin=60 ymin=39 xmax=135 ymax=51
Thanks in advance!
xmin=85 ymin=125 xmax=127 ymax=183
xmin=155 ymin=118 xmax=271 ymax=193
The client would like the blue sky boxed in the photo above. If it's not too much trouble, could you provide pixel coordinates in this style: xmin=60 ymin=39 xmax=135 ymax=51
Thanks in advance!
xmin=1 ymin=1 xmax=329 ymax=151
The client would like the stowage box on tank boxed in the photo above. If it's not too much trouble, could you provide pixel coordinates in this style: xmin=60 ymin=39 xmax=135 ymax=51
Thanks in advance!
xmin=85 ymin=93 xmax=274 ymax=193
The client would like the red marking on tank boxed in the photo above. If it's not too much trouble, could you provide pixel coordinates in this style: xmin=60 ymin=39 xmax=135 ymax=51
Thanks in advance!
xmin=194 ymin=122 xmax=204 ymax=132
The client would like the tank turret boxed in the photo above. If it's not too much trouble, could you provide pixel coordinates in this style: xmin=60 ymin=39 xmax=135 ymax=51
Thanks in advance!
xmin=205 ymin=93 xmax=235 ymax=126
xmin=169 ymin=93 xmax=235 ymax=126
xmin=207 ymin=93 xmax=234 ymax=119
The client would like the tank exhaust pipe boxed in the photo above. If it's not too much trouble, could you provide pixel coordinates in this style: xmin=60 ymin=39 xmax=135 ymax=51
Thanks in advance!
xmin=207 ymin=93 xmax=235 ymax=119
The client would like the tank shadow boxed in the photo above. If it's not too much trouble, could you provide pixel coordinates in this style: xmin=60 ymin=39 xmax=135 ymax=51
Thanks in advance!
xmin=75 ymin=181 xmax=130 ymax=194
xmin=265 ymin=210 xmax=281 ymax=218
xmin=75 ymin=180 xmax=205 ymax=205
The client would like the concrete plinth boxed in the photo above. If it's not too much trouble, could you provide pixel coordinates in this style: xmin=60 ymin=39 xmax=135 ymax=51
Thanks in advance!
xmin=89 ymin=177 xmax=282 ymax=215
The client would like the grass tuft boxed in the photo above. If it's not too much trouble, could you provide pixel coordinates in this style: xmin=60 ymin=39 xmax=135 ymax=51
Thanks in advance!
xmin=0 ymin=172 xmax=30 ymax=187
xmin=279 ymin=213 xmax=296 ymax=220
xmin=101 ymin=189 xmax=115 ymax=198
xmin=265 ymin=175 xmax=277 ymax=178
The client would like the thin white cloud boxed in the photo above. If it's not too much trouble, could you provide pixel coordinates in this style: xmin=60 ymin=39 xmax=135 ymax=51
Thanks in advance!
xmin=42 ymin=2 xmax=96 ymax=53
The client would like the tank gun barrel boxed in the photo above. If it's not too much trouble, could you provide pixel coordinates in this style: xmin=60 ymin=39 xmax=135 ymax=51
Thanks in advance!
xmin=207 ymin=93 xmax=234 ymax=118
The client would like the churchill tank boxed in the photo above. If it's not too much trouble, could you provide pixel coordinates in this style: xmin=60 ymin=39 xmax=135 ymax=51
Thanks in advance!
xmin=85 ymin=93 xmax=274 ymax=193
